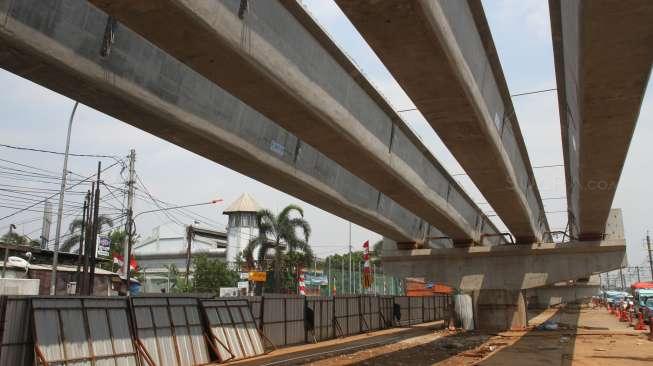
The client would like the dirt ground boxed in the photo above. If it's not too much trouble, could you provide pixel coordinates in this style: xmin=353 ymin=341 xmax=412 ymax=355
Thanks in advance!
xmin=232 ymin=306 xmax=653 ymax=366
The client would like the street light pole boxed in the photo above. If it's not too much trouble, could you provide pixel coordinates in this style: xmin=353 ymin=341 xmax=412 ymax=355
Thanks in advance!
xmin=123 ymin=200 xmax=222 ymax=294
xmin=50 ymin=101 xmax=79 ymax=295
xmin=2 ymin=224 xmax=16 ymax=278
xmin=647 ymin=233 xmax=653 ymax=282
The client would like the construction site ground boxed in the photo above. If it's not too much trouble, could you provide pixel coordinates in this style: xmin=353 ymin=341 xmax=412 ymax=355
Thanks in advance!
xmin=232 ymin=306 xmax=653 ymax=365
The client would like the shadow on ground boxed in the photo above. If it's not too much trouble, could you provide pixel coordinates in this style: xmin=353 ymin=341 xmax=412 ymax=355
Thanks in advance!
xmin=340 ymin=307 xmax=581 ymax=365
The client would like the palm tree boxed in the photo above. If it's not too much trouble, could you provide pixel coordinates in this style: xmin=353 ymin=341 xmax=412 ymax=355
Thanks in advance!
xmin=60 ymin=215 xmax=114 ymax=252
xmin=243 ymin=204 xmax=312 ymax=293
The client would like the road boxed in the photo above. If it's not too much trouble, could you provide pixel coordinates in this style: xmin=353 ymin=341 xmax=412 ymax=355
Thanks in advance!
xmin=232 ymin=306 xmax=652 ymax=365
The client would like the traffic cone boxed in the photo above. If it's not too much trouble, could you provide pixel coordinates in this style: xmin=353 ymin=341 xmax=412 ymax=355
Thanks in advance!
xmin=634 ymin=312 xmax=647 ymax=331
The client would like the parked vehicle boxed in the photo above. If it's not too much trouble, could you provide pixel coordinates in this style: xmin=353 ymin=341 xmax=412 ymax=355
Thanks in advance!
xmin=633 ymin=286 xmax=653 ymax=314
xmin=641 ymin=297 xmax=653 ymax=324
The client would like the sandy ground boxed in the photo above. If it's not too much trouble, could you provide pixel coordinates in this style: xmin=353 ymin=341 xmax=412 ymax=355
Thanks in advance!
xmin=232 ymin=306 xmax=653 ymax=366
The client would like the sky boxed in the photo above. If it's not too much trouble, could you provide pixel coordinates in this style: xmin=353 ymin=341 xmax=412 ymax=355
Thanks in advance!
xmin=0 ymin=0 xmax=651 ymax=267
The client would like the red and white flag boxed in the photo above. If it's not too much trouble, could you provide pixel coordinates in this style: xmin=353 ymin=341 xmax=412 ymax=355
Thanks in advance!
xmin=362 ymin=240 xmax=372 ymax=289
xmin=298 ymin=270 xmax=306 ymax=296
xmin=112 ymin=253 xmax=137 ymax=274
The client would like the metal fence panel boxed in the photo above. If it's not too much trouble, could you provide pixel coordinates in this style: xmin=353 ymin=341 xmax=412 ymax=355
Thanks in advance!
xmin=360 ymin=296 xmax=381 ymax=331
xmin=201 ymin=299 xmax=264 ymax=362
xmin=31 ymin=297 xmax=138 ymax=366
xmin=262 ymin=295 xmax=305 ymax=347
xmin=306 ymin=296 xmax=334 ymax=342
xmin=131 ymin=297 xmax=210 ymax=366
xmin=379 ymin=296 xmax=394 ymax=328
xmin=0 ymin=296 xmax=33 ymax=365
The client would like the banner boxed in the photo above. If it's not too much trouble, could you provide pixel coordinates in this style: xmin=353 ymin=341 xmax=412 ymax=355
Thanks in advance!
xmin=362 ymin=240 xmax=373 ymax=288
xmin=96 ymin=236 xmax=111 ymax=258
xmin=305 ymin=274 xmax=329 ymax=286
xmin=249 ymin=271 xmax=267 ymax=282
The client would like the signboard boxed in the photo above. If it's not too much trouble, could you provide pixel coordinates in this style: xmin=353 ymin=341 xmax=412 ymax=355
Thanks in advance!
xmin=219 ymin=287 xmax=239 ymax=297
xmin=305 ymin=274 xmax=328 ymax=286
xmin=248 ymin=271 xmax=267 ymax=282
xmin=96 ymin=236 xmax=111 ymax=258
xmin=240 ymin=272 xmax=249 ymax=280
xmin=237 ymin=281 xmax=249 ymax=293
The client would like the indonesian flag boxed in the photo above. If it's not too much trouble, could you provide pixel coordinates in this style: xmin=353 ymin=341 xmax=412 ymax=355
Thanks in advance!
xmin=112 ymin=253 xmax=137 ymax=273
xmin=362 ymin=240 xmax=372 ymax=289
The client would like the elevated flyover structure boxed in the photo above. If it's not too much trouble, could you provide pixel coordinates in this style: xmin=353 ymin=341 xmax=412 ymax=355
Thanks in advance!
xmin=0 ymin=0 xmax=429 ymax=243
xmin=87 ymin=0 xmax=501 ymax=246
xmin=336 ymin=0 xmax=550 ymax=244
xmin=549 ymin=0 xmax=653 ymax=240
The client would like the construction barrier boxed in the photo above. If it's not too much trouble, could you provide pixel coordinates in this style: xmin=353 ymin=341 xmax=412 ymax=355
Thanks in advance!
xmin=0 ymin=293 xmax=452 ymax=364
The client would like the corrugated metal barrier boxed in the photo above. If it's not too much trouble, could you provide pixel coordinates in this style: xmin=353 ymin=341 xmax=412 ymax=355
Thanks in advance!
xmin=201 ymin=299 xmax=265 ymax=362
xmin=0 ymin=294 xmax=451 ymax=364
xmin=32 ymin=297 xmax=138 ymax=365
xmin=132 ymin=297 xmax=210 ymax=365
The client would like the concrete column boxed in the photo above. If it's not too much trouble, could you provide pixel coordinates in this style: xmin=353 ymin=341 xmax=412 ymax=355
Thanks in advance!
xmin=473 ymin=289 xmax=527 ymax=330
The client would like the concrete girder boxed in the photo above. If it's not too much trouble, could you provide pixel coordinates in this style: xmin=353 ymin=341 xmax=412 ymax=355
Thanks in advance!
xmin=381 ymin=239 xmax=626 ymax=291
xmin=86 ymin=0 xmax=502 ymax=246
xmin=336 ymin=0 xmax=550 ymax=244
xmin=549 ymin=0 xmax=653 ymax=240
xmin=0 ymin=0 xmax=434 ymax=243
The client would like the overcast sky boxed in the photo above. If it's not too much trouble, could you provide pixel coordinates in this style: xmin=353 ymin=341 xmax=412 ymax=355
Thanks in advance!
xmin=0 ymin=0 xmax=651 ymax=266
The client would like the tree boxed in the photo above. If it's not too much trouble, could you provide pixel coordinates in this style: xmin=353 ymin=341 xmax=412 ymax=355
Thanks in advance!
xmin=60 ymin=215 xmax=114 ymax=253
xmin=243 ymin=204 xmax=313 ymax=293
xmin=1 ymin=231 xmax=28 ymax=245
xmin=191 ymin=254 xmax=238 ymax=294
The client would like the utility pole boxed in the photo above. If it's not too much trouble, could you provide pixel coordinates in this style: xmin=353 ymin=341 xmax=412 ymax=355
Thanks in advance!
xmin=185 ymin=224 xmax=193 ymax=284
xmin=123 ymin=149 xmax=136 ymax=294
xmin=81 ymin=184 xmax=95 ymax=294
xmin=647 ymin=233 xmax=653 ymax=282
xmin=348 ymin=221 xmax=352 ymax=294
xmin=619 ymin=267 xmax=625 ymax=290
xmin=87 ymin=162 xmax=102 ymax=295
xmin=327 ymin=256 xmax=331 ymax=296
xmin=2 ymin=224 xmax=16 ymax=278
xmin=51 ymin=101 xmax=79 ymax=295
xmin=341 ymin=255 xmax=344 ymax=294
xmin=74 ymin=193 xmax=89 ymax=290
xmin=636 ymin=266 xmax=641 ymax=283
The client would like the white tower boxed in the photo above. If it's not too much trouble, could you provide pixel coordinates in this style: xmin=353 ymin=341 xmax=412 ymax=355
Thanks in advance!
xmin=223 ymin=193 xmax=261 ymax=264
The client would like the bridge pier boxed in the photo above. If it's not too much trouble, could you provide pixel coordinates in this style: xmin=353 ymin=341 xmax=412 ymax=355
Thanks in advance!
xmin=473 ymin=289 xmax=527 ymax=330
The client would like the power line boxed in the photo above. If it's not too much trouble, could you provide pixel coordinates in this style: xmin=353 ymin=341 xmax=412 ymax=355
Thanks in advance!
xmin=510 ymin=88 xmax=557 ymax=97
xmin=0 ymin=160 xmax=122 ymax=222
xmin=0 ymin=143 xmax=122 ymax=160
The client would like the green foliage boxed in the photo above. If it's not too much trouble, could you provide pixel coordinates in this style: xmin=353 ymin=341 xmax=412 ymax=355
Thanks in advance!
xmin=1 ymin=231 xmax=28 ymax=245
xmin=190 ymin=254 xmax=238 ymax=294
xmin=243 ymin=204 xmax=313 ymax=293
xmin=60 ymin=215 xmax=114 ymax=252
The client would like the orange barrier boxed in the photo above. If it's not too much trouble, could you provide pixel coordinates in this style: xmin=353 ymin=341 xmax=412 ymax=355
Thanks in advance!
xmin=619 ymin=309 xmax=630 ymax=322
xmin=634 ymin=312 xmax=648 ymax=331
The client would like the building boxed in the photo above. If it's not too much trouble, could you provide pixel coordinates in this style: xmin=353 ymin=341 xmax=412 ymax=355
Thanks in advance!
xmin=133 ymin=225 xmax=228 ymax=292
xmin=0 ymin=242 xmax=118 ymax=295
xmin=223 ymin=193 xmax=261 ymax=263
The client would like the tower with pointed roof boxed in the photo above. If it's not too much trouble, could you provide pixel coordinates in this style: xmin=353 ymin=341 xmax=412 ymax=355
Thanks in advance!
xmin=223 ymin=193 xmax=262 ymax=264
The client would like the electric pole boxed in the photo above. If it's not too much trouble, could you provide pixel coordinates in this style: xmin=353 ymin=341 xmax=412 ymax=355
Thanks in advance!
xmin=647 ymin=233 xmax=653 ymax=282
xmin=2 ymin=224 xmax=16 ymax=278
xmin=51 ymin=101 xmax=79 ymax=295
xmin=123 ymin=149 xmax=136 ymax=294
xmin=87 ymin=162 xmax=102 ymax=295
xmin=75 ymin=193 xmax=89 ymax=291
xmin=348 ymin=221 xmax=352 ymax=294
